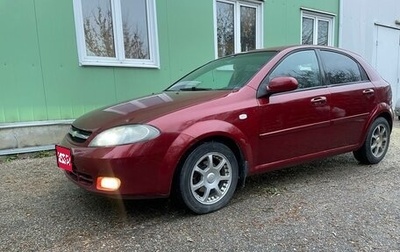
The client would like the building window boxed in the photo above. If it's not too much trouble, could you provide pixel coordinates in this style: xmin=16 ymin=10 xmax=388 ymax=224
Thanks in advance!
xmin=215 ymin=0 xmax=263 ymax=58
xmin=73 ymin=0 xmax=159 ymax=68
xmin=301 ymin=10 xmax=334 ymax=46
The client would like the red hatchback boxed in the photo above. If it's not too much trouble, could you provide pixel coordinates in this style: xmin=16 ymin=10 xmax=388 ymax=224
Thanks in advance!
xmin=56 ymin=45 xmax=393 ymax=214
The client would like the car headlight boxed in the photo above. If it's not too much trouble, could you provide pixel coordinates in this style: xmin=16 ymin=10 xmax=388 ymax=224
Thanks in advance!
xmin=89 ymin=125 xmax=160 ymax=147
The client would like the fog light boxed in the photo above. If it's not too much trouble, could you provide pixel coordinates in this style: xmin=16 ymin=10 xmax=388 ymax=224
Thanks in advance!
xmin=96 ymin=177 xmax=121 ymax=191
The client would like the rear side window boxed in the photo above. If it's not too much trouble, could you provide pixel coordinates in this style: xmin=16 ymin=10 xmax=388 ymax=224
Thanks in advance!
xmin=320 ymin=51 xmax=364 ymax=84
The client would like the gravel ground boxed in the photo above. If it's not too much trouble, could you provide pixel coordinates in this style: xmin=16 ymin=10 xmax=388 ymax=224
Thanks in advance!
xmin=1 ymin=121 xmax=399 ymax=251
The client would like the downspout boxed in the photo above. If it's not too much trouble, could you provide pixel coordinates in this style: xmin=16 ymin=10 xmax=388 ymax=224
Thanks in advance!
xmin=0 ymin=145 xmax=56 ymax=156
xmin=338 ymin=0 xmax=343 ymax=47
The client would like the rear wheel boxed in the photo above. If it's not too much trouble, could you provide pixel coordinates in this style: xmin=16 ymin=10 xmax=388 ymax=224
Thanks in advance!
xmin=353 ymin=117 xmax=390 ymax=164
xmin=178 ymin=142 xmax=238 ymax=214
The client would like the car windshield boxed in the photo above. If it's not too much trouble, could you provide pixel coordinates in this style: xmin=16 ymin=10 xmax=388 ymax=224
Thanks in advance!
xmin=166 ymin=51 xmax=277 ymax=91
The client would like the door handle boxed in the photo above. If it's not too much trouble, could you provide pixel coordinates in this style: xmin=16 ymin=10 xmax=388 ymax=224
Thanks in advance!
xmin=311 ymin=96 xmax=327 ymax=105
xmin=363 ymin=89 xmax=375 ymax=95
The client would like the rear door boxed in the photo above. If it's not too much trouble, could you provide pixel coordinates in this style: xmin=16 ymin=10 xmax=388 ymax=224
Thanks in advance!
xmin=320 ymin=50 xmax=376 ymax=148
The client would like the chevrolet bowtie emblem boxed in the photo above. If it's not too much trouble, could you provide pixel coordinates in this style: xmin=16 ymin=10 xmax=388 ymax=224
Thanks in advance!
xmin=69 ymin=128 xmax=89 ymax=140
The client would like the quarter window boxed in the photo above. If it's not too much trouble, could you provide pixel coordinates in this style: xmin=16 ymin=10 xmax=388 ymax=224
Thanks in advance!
xmin=215 ymin=0 xmax=263 ymax=58
xmin=320 ymin=51 xmax=363 ymax=84
xmin=269 ymin=50 xmax=322 ymax=89
xmin=73 ymin=0 xmax=159 ymax=68
xmin=301 ymin=10 xmax=334 ymax=46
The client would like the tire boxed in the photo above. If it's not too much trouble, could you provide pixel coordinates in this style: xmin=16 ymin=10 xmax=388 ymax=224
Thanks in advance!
xmin=353 ymin=117 xmax=390 ymax=164
xmin=178 ymin=142 xmax=238 ymax=214
xmin=352 ymin=149 xmax=366 ymax=163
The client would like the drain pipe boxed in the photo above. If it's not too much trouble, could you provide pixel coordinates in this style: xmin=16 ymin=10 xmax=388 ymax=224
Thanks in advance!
xmin=0 ymin=145 xmax=56 ymax=156
xmin=0 ymin=119 xmax=73 ymax=129
xmin=338 ymin=0 xmax=343 ymax=47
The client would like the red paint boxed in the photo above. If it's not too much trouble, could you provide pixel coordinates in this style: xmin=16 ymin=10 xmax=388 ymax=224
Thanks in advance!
xmin=57 ymin=45 xmax=393 ymax=199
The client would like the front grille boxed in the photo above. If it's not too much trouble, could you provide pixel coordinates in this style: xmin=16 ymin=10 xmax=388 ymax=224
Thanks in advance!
xmin=66 ymin=170 xmax=94 ymax=186
xmin=69 ymin=126 xmax=92 ymax=143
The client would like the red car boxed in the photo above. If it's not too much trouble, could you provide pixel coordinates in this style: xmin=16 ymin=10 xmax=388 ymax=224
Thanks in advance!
xmin=56 ymin=45 xmax=393 ymax=214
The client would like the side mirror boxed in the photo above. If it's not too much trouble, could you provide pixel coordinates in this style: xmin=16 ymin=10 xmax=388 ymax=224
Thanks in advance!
xmin=267 ymin=76 xmax=298 ymax=94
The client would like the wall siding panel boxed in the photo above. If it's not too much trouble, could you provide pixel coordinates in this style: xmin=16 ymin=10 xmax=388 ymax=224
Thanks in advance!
xmin=0 ymin=0 xmax=339 ymax=124
xmin=0 ymin=0 xmax=47 ymax=123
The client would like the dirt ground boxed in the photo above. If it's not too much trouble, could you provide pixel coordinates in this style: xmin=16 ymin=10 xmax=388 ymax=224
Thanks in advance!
xmin=1 ymin=120 xmax=399 ymax=251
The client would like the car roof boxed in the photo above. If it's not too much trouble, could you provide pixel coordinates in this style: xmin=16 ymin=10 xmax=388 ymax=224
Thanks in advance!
xmin=245 ymin=45 xmax=382 ymax=83
xmin=239 ymin=45 xmax=365 ymax=62
xmin=249 ymin=44 xmax=351 ymax=53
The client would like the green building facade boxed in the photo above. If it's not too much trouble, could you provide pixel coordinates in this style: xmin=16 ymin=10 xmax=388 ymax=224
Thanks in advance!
xmin=0 ymin=0 xmax=339 ymax=152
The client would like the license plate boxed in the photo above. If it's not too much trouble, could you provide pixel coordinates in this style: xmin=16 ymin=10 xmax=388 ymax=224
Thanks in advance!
xmin=56 ymin=145 xmax=72 ymax=172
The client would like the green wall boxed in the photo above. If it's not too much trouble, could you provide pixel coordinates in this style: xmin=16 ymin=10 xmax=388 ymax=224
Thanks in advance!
xmin=0 ymin=0 xmax=339 ymax=124
xmin=265 ymin=0 xmax=339 ymax=47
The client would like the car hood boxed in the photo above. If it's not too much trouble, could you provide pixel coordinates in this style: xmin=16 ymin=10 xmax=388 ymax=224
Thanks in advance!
xmin=72 ymin=91 xmax=231 ymax=132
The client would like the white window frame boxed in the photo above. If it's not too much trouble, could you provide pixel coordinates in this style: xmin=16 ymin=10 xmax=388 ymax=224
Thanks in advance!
xmin=301 ymin=9 xmax=335 ymax=46
xmin=73 ymin=0 xmax=160 ymax=68
xmin=214 ymin=0 xmax=264 ymax=58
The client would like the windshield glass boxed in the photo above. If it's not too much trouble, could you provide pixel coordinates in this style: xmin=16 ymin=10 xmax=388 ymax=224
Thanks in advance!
xmin=166 ymin=51 xmax=277 ymax=91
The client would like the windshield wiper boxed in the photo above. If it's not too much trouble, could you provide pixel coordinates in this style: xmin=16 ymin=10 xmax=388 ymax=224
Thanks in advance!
xmin=179 ymin=87 xmax=213 ymax=91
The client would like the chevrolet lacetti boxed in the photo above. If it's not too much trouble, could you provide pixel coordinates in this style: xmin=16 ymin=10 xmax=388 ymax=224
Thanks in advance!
xmin=56 ymin=45 xmax=393 ymax=214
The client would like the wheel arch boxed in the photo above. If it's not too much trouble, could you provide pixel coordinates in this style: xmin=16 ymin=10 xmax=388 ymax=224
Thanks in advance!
xmin=368 ymin=103 xmax=394 ymax=132
xmin=355 ymin=103 xmax=393 ymax=151
xmin=173 ymin=135 xmax=248 ymax=190
xmin=163 ymin=120 xmax=253 ymax=196
xmin=379 ymin=111 xmax=393 ymax=132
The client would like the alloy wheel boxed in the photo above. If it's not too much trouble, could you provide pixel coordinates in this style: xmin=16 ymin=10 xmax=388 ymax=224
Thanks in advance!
xmin=190 ymin=152 xmax=233 ymax=205
xmin=370 ymin=124 xmax=389 ymax=158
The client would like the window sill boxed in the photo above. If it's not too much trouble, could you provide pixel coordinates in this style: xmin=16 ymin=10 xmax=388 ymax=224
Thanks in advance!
xmin=78 ymin=60 xmax=160 ymax=69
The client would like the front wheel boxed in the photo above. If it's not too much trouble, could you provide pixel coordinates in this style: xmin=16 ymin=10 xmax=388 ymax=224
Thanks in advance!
xmin=178 ymin=142 xmax=238 ymax=214
xmin=353 ymin=117 xmax=390 ymax=164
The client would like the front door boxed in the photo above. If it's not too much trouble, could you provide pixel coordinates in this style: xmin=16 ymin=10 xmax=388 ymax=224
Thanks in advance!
xmin=257 ymin=50 xmax=331 ymax=168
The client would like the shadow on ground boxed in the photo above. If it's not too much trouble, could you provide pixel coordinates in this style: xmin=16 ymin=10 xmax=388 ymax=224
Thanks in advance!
xmin=60 ymin=152 xmax=360 ymax=223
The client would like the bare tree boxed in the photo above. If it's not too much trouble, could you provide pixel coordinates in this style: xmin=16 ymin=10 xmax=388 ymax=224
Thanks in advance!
xmin=83 ymin=7 xmax=149 ymax=59
xmin=302 ymin=18 xmax=314 ymax=45
xmin=84 ymin=7 xmax=115 ymax=57
xmin=217 ymin=3 xmax=234 ymax=57
xmin=123 ymin=23 xmax=149 ymax=59
xmin=317 ymin=21 xmax=328 ymax=46
xmin=240 ymin=7 xmax=256 ymax=52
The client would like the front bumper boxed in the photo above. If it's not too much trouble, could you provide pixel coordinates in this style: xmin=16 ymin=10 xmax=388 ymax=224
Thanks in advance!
xmin=59 ymin=136 xmax=175 ymax=198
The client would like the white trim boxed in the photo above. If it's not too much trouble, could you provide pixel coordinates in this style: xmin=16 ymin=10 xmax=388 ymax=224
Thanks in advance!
xmin=0 ymin=145 xmax=55 ymax=156
xmin=0 ymin=120 xmax=74 ymax=129
xmin=300 ymin=7 xmax=336 ymax=17
xmin=147 ymin=0 xmax=160 ymax=68
xmin=234 ymin=2 xmax=241 ymax=54
xmin=213 ymin=0 xmax=218 ymax=58
xmin=338 ymin=0 xmax=343 ymax=47
xmin=375 ymin=22 xmax=400 ymax=31
xmin=113 ymin=0 xmax=124 ymax=61
xmin=72 ymin=0 xmax=159 ymax=68
xmin=214 ymin=0 xmax=264 ymax=58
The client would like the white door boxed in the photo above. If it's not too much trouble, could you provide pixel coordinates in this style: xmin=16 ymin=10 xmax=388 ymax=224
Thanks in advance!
xmin=375 ymin=25 xmax=400 ymax=105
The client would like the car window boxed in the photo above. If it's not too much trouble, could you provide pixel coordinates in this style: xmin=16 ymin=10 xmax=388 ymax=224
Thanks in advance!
xmin=320 ymin=50 xmax=363 ymax=84
xmin=268 ymin=50 xmax=322 ymax=89
xmin=166 ymin=51 xmax=277 ymax=91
